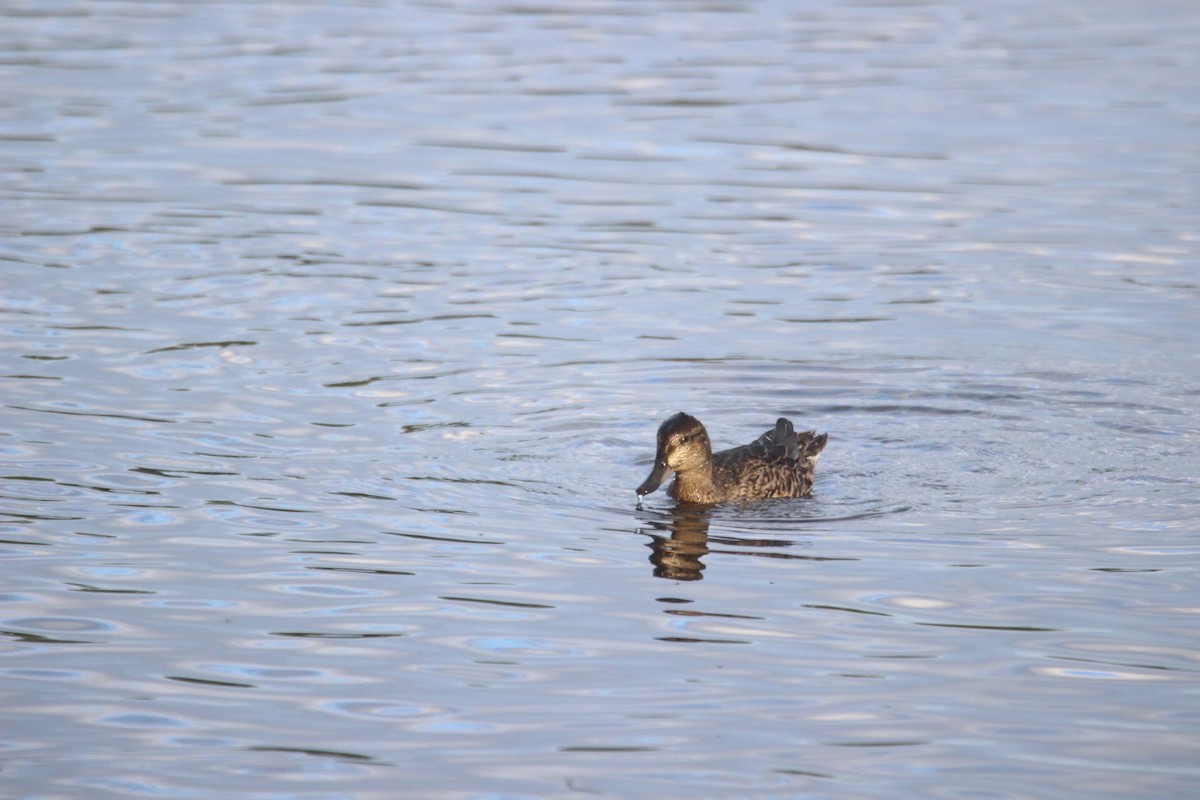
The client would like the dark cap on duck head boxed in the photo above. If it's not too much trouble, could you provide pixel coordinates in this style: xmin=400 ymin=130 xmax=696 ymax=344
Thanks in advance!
xmin=637 ymin=412 xmax=708 ymax=497
xmin=656 ymin=412 xmax=703 ymax=444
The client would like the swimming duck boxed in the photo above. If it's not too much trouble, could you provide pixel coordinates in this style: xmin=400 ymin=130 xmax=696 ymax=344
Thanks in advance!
xmin=636 ymin=412 xmax=827 ymax=504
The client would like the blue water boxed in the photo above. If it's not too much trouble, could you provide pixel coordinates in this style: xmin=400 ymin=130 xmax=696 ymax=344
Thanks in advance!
xmin=2 ymin=1 xmax=1198 ymax=798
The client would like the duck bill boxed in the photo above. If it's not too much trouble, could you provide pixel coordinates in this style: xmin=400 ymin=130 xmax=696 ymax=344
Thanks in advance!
xmin=637 ymin=459 xmax=672 ymax=497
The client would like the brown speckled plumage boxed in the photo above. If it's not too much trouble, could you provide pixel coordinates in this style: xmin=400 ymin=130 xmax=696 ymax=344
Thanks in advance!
xmin=636 ymin=413 xmax=827 ymax=504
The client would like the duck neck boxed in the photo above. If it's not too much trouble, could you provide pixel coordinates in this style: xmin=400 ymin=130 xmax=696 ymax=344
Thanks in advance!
xmin=669 ymin=465 xmax=720 ymax=504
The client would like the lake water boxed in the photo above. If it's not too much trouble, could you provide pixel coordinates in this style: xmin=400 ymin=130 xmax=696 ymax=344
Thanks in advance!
xmin=2 ymin=1 xmax=1198 ymax=798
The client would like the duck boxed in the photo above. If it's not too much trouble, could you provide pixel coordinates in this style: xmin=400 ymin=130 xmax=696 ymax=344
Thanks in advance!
xmin=636 ymin=412 xmax=827 ymax=504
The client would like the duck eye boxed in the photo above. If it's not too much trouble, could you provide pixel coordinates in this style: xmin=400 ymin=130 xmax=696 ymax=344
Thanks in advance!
xmin=679 ymin=434 xmax=691 ymax=444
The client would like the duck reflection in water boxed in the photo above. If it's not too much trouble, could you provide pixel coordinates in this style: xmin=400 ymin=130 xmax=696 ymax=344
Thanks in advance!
xmin=640 ymin=506 xmax=829 ymax=581
xmin=646 ymin=506 xmax=712 ymax=581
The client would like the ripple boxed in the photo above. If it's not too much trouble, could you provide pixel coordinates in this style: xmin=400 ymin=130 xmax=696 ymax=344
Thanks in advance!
xmin=271 ymin=584 xmax=385 ymax=598
xmin=201 ymin=503 xmax=330 ymax=531
xmin=460 ymin=636 xmax=588 ymax=658
xmin=140 ymin=598 xmax=239 ymax=609
xmin=120 ymin=509 xmax=181 ymax=526
xmin=4 ymin=616 xmax=118 ymax=634
xmin=195 ymin=663 xmax=349 ymax=683
xmin=74 ymin=565 xmax=142 ymax=578
xmin=1033 ymin=666 xmax=1168 ymax=681
xmin=244 ymin=745 xmax=387 ymax=765
xmin=73 ymin=776 xmax=184 ymax=796
xmin=0 ymin=667 xmax=90 ymax=681
xmin=319 ymin=699 xmax=446 ymax=720
xmin=410 ymin=663 xmax=541 ymax=684
xmin=97 ymin=713 xmax=193 ymax=729
xmin=0 ymin=476 xmax=88 ymax=500
xmin=414 ymin=720 xmax=501 ymax=733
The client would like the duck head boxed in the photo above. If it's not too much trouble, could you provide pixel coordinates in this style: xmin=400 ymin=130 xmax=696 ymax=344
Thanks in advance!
xmin=636 ymin=412 xmax=712 ymax=497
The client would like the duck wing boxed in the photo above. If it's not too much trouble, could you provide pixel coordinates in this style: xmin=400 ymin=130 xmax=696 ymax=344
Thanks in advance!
xmin=715 ymin=417 xmax=827 ymax=477
xmin=755 ymin=417 xmax=800 ymax=461
xmin=711 ymin=419 xmax=822 ymax=465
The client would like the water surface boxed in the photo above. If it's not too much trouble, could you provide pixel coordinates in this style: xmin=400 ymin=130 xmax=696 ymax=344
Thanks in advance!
xmin=2 ymin=1 xmax=1198 ymax=798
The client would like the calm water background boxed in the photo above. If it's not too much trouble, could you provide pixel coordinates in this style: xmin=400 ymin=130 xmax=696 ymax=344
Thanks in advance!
xmin=2 ymin=1 xmax=1198 ymax=798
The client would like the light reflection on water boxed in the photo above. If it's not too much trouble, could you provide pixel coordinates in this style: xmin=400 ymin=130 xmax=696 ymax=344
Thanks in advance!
xmin=3 ymin=0 xmax=1199 ymax=798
